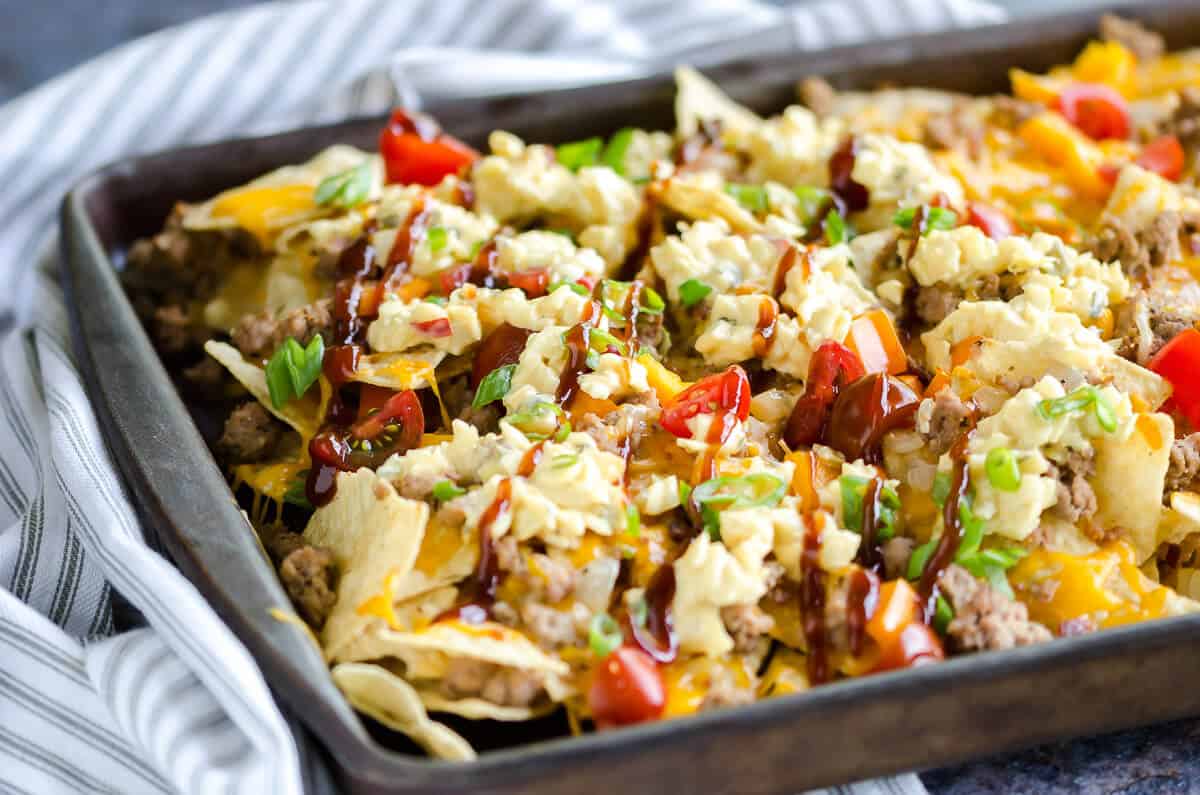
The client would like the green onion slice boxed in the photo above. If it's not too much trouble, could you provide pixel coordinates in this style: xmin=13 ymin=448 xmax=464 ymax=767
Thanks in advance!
xmin=556 ymin=137 xmax=603 ymax=171
xmin=589 ymin=613 xmax=623 ymax=657
xmin=265 ymin=335 xmax=324 ymax=409
xmin=472 ymin=364 xmax=516 ymax=409
xmin=432 ymin=480 xmax=466 ymax=501
xmin=984 ymin=447 xmax=1021 ymax=492
xmin=678 ymin=278 xmax=713 ymax=308
xmin=725 ymin=183 xmax=769 ymax=214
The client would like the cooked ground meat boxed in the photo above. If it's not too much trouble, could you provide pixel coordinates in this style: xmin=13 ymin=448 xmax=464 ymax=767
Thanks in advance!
xmin=180 ymin=356 xmax=226 ymax=399
xmin=924 ymin=104 xmax=985 ymax=157
xmin=232 ymin=299 xmax=334 ymax=360
xmin=438 ymin=372 xmax=502 ymax=434
xmin=720 ymin=604 xmax=775 ymax=653
xmin=576 ymin=394 xmax=660 ymax=457
xmin=923 ymin=389 xmax=972 ymax=456
xmin=1164 ymin=86 xmax=1200 ymax=150
xmin=217 ymin=401 xmax=284 ymax=463
xmin=440 ymin=658 xmax=544 ymax=707
xmin=1046 ymin=449 xmax=1098 ymax=524
xmin=881 ymin=537 xmax=915 ymax=581
xmin=152 ymin=305 xmax=202 ymax=355
xmin=1166 ymin=433 xmax=1200 ymax=496
xmin=798 ymin=76 xmax=837 ymax=117
xmin=494 ymin=537 xmax=576 ymax=603
xmin=278 ymin=546 xmax=338 ymax=628
xmin=913 ymin=284 xmax=962 ymax=326
xmin=698 ymin=664 xmax=756 ymax=712
xmin=1113 ymin=287 xmax=1200 ymax=365
xmin=1092 ymin=212 xmax=1183 ymax=277
xmin=937 ymin=564 xmax=1053 ymax=652
xmin=123 ymin=208 xmax=259 ymax=309
xmin=520 ymin=602 xmax=578 ymax=649
xmin=1099 ymin=14 xmax=1165 ymax=62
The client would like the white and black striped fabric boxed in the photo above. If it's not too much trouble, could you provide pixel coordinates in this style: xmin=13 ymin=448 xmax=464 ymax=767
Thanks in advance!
xmin=0 ymin=1 xmax=1005 ymax=793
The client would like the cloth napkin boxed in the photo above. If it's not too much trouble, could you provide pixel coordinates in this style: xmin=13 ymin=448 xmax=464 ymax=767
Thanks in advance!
xmin=0 ymin=0 xmax=1005 ymax=792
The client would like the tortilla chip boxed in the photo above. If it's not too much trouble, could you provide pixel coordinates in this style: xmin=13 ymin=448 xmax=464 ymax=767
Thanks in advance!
xmin=332 ymin=662 xmax=475 ymax=761
xmin=674 ymin=66 xmax=761 ymax=140
xmin=204 ymin=340 xmax=323 ymax=438
xmin=658 ymin=176 xmax=763 ymax=234
xmin=305 ymin=469 xmax=430 ymax=661
xmin=338 ymin=620 xmax=570 ymax=679
xmin=419 ymin=692 xmax=544 ymax=722
xmin=352 ymin=350 xmax=446 ymax=391
xmin=1093 ymin=411 xmax=1172 ymax=562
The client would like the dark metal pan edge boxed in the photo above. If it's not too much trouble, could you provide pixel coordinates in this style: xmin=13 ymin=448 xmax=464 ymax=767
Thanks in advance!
xmin=58 ymin=1 xmax=1200 ymax=791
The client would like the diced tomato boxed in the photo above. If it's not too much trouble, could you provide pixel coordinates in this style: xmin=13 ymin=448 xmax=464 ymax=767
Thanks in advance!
xmin=1056 ymin=83 xmax=1130 ymax=141
xmin=1098 ymin=163 xmax=1122 ymax=186
xmin=865 ymin=580 xmax=945 ymax=672
xmin=966 ymin=201 xmax=1014 ymax=239
xmin=379 ymin=109 xmax=479 ymax=186
xmin=506 ymin=267 xmax=550 ymax=297
xmin=659 ymin=365 xmax=751 ymax=439
xmin=588 ymin=647 xmax=665 ymax=729
xmin=1148 ymin=328 xmax=1200 ymax=429
xmin=783 ymin=341 xmax=865 ymax=449
xmin=412 ymin=317 xmax=452 ymax=338
xmin=1137 ymin=135 xmax=1185 ymax=182
xmin=439 ymin=262 xmax=473 ymax=295
xmin=351 ymin=389 xmax=424 ymax=449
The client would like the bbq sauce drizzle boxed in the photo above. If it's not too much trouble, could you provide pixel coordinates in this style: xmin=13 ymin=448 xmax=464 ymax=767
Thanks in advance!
xmin=917 ymin=431 xmax=974 ymax=619
xmin=438 ymin=478 xmax=512 ymax=624
xmin=631 ymin=561 xmax=678 ymax=663
xmin=799 ymin=512 xmax=829 ymax=684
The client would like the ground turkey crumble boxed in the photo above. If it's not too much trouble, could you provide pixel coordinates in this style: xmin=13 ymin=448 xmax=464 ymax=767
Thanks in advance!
xmin=937 ymin=564 xmax=1052 ymax=652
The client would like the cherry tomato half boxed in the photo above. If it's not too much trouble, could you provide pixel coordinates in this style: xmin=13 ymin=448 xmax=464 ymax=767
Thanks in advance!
xmin=350 ymin=389 xmax=424 ymax=451
xmin=966 ymin=201 xmax=1014 ymax=239
xmin=588 ymin=646 xmax=666 ymax=729
xmin=783 ymin=341 xmax=865 ymax=449
xmin=1056 ymin=83 xmax=1130 ymax=141
xmin=379 ymin=109 xmax=479 ymax=186
xmin=1137 ymin=134 xmax=1185 ymax=182
xmin=506 ymin=267 xmax=550 ymax=298
xmin=659 ymin=365 xmax=751 ymax=439
xmin=1148 ymin=327 xmax=1200 ymax=430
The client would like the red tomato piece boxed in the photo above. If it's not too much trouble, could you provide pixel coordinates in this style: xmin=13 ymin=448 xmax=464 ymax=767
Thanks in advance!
xmin=659 ymin=365 xmax=751 ymax=439
xmin=379 ymin=109 xmax=479 ymax=186
xmin=1149 ymin=328 xmax=1200 ymax=429
xmin=506 ymin=267 xmax=550 ymax=298
xmin=1056 ymin=83 xmax=1130 ymax=141
xmin=966 ymin=201 xmax=1014 ymax=239
xmin=783 ymin=341 xmax=865 ymax=449
xmin=1137 ymin=135 xmax=1185 ymax=182
xmin=351 ymin=389 xmax=424 ymax=449
xmin=588 ymin=647 xmax=666 ymax=729
xmin=412 ymin=317 xmax=452 ymax=338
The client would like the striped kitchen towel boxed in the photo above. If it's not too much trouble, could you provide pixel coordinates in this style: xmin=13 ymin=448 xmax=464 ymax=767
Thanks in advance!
xmin=0 ymin=1 xmax=1004 ymax=793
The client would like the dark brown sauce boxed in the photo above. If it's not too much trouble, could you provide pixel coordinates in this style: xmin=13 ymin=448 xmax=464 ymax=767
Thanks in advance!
xmin=382 ymin=200 xmax=432 ymax=290
xmin=857 ymin=477 xmax=884 ymax=573
xmin=555 ymin=322 xmax=591 ymax=407
xmin=829 ymin=136 xmax=869 ymax=213
xmin=619 ymin=280 xmax=643 ymax=346
xmin=438 ymin=478 xmax=512 ymax=623
xmin=322 ymin=344 xmax=361 ymax=387
xmin=799 ymin=513 xmax=828 ymax=684
xmin=825 ymin=374 xmax=921 ymax=464
xmin=305 ymin=432 xmax=351 ymax=508
xmin=630 ymin=561 xmax=678 ymax=663
xmin=771 ymin=244 xmax=809 ymax=299
xmin=918 ymin=431 xmax=973 ymax=618
xmin=845 ymin=567 xmax=877 ymax=658
xmin=751 ymin=297 xmax=779 ymax=357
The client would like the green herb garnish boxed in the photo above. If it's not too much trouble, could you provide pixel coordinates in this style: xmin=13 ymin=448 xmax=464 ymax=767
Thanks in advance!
xmin=625 ymin=503 xmax=641 ymax=538
xmin=691 ymin=473 xmax=787 ymax=540
xmin=601 ymin=127 xmax=636 ymax=175
xmin=793 ymin=185 xmax=832 ymax=226
xmin=283 ymin=476 xmax=312 ymax=511
xmin=314 ymin=161 xmax=372 ymax=209
xmin=427 ymin=226 xmax=448 ymax=253
xmin=556 ymin=137 xmax=603 ymax=171
xmin=265 ymin=335 xmax=324 ymax=409
xmin=1037 ymin=386 xmax=1118 ymax=432
xmin=725 ymin=183 xmax=769 ymax=214
xmin=984 ymin=447 xmax=1021 ymax=492
xmin=432 ymin=480 xmax=466 ymax=501
xmin=549 ymin=281 xmax=589 ymax=296
xmin=678 ymin=278 xmax=713 ymax=308
xmin=824 ymin=209 xmax=850 ymax=245
xmin=893 ymin=205 xmax=958 ymax=234
xmin=839 ymin=475 xmax=900 ymax=541
xmin=472 ymin=364 xmax=516 ymax=409
xmin=589 ymin=613 xmax=623 ymax=657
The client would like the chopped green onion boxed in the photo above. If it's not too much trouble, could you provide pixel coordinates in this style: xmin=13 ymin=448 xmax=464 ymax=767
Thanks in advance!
xmin=625 ymin=503 xmax=641 ymax=538
xmin=984 ymin=447 xmax=1021 ymax=492
xmin=588 ymin=613 xmax=623 ymax=657
xmin=556 ymin=137 xmax=603 ymax=171
xmin=472 ymin=364 xmax=516 ymax=408
xmin=587 ymin=328 xmax=628 ymax=358
xmin=824 ymin=209 xmax=849 ymax=245
xmin=678 ymin=278 xmax=713 ymax=308
xmin=601 ymin=127 xmax=636 ymax=175
xmin=1037 ymin=386 xmax=1118 ymax=432
xmin=640 ymin=286 xmax=665 ymax=314
xmin=551 ymin=454 xmax=579 ymax=469
xmin=907 ymin=538 xmax=937 ymax=581
xmin=468 ymin=239 xmax=486 ymax=258
xmin=931 ymin=471 xmax=952 ymax=508
xmin=725 ymin=183 xmax=769 ymax=214
xmin=505 ymin=401 xmax=569 ymax=441
xmin=549 ymin=281 xmax=589 ymax=296
xmin=678 ymin=481 xmax=693 ymax=507
xmin=839 ymin=475 xmax=900 ymax=541
xmin=432 ymin=480 xmax=466 ymax=501
xmin=427 ymin=226 xmax=448 ymax=253
xmin=893 ymin=207 xmax=917 ymax=229
xmin=423 ymin=295 xmax=448 ymax=305
xmin=793 ymin=185 xmax=831 ymax=226
xmin=283 ymin=476 xmax=312 ymax=511
xmin=893 ymin=205 xmax=958 ymax=234
xmin=265 ymin=335 xmax=324 ymax=409
xmin=933 ymin=595 xmax=954 ymax=635
xmin=314 ymin=161 xmax=372 ymax=209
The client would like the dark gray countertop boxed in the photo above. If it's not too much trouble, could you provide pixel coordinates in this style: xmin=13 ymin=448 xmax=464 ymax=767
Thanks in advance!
xmin=4 ymin=1 xmax=1195 ymax=793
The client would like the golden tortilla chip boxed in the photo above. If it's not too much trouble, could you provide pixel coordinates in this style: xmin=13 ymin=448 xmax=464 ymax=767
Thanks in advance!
xmin=351 ymin=350 xmax=446 ymax=391
xmin=1093 ymin=412 xmax=1172 ymax=562
xmin=204 ymin=340 xmax=323 ymax=438
xmin=332 ymin=663 xmax=475 ymax=761
xmin=418 ymin=692 xmax=544 ymax=722
xmin=674 ymin=66 xmax=761 ymax=140
xmin=657 ymin=177 xmax=763 ymax=234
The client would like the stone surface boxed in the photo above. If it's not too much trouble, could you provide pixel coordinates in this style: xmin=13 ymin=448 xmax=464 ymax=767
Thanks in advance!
xmin=3 ymin=1 xmax=1197 ymax=793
